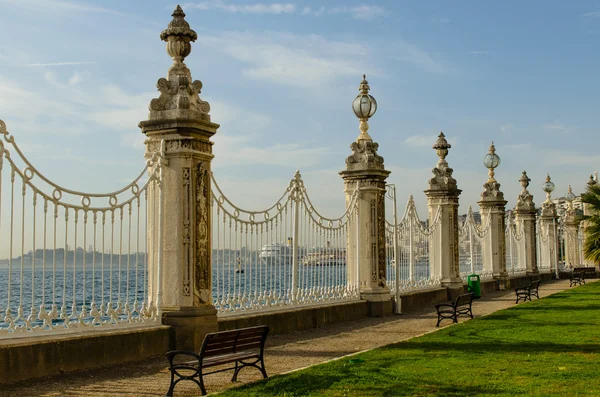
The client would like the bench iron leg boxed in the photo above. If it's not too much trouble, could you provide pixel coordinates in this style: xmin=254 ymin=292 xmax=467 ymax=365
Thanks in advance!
xmin=231 ymin=361 xmax=240 ymax=382
xmin=259 ymin=357 xmax=268 ymax=379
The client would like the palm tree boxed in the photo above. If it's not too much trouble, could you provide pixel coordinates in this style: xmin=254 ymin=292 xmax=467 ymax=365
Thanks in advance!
xmin=580 ymin=181 xmax=600 ymax=264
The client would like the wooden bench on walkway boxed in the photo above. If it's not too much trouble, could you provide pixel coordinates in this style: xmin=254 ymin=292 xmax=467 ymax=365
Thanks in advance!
xmin=570 ymin=267 xmax=595 ymax=287
xmin=165 ymin=325 xmax=269 ymax=396
xmin=435 ymin=293 xmax=474 ymax=327
xmin=515 ymin=279 xmax=541 ymax=303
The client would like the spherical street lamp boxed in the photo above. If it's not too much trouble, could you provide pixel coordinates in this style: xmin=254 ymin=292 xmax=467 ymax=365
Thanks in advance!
xmin=565 ymin=185 xmax=576 ymax=212
xmin=352 ymin=74 xmax=377 ymax=141
xmin=483 ymin=141 xmax=501 ymax=183
xmin=542 ymin=173 xmax=555 ymax=203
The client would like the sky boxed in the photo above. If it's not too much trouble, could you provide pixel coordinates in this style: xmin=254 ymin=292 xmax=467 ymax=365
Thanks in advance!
xmin=0 ymin=0 xmax=599 ymax=226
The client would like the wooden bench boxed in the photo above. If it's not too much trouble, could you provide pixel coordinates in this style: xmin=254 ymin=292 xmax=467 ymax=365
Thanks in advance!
xmin=570 ymin=267 xmax=595 ymax=287
xmin=435 ymin=293 xmax=474 ymax=327
xmin=515 ymin=279 xmax=541 ymax=303
xmin=165 ymin=325 xmax=269 ymax=396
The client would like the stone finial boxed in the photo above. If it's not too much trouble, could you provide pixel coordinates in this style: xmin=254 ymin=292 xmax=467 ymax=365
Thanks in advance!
xmin=588 ymin=174 xmax=597 ymax=187
xmin=541 ymin=173 xmax=557 ymax=216
xmin=428 ymin=132 xmax=457 ymax=191
xmin=515 ymin=170 xmax=535 ymax=211
xmin=345 ymin=140 xmax=385 ymax=171
xmin=147 ymin=5 xmax=211 ymax=121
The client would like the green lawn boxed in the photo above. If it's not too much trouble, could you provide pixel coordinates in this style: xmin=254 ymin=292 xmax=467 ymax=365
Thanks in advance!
xmin=218 ymin=281 xmax=600 ymax=396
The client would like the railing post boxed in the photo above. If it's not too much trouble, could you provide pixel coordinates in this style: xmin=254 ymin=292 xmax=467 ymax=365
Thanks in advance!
xmin=468 ymin=221 xmax=474 ymax=274
xmin=424 ymin=132 xmax=462 ymax=294
xmin=514 ymin=171 xmax=538 ymax=276
xmin=582 ymin=175 xmax=597 ymax=267
xmin=140 ymin=6 xmax=219 ymax=351
xmin=409 ymin=212 xmax=414 ymax=282
xmin=388 ymin=185 xmax=400 ymax=313
xmin=291 ymin=175 xmax=300 ymax=304
xmin=340 ymin=75 xmax=392 ymax=317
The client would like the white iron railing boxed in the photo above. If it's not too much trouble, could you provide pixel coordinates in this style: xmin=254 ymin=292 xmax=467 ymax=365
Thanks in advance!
xmin=0 ymin=120 xmax=163 ymax=337
xmin=458 ymin=206 xmax=490 ymax=280
xmin=505 ymin=212 xmax=526 ymax=275
xmin=385 ymin=189 xmax=442 ymax=295
xmin=211 ymin=171 xmax=359 ymax=315
xmin=536 ymin=218 xmax=554 ymax=273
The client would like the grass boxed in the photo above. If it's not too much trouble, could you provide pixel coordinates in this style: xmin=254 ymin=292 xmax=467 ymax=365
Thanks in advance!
xmin=218 ymin=281 xmax=600 ymax=396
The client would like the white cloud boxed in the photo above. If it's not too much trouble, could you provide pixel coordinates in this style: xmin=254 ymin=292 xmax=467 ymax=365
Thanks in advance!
xmin=348 ymin=5 xmax=387 ymax=20
xmin=68 ymin=72 xmax=83 ymax=86
xmin=182 ymin=1 xmax=296 ymax=14
xmin=582 ymin=11 xmax=600 ymax=18
xmin=542 ymin=121 xmax=571 ymax=131
xmin=403 ymin=134 xmax=457 ymax=148
xmin=25 ymin=61 xmax=97 ymax=67
xmin=182 ymin=2 xmax=387 ymax=19
xmin=198 ymin=32 xmax=369 ymax=87
xmin=1 ymin=0 xmax=122 ymax=15
xmin=500 ymin=123 xmax=513 ymax=134
xmin=391 ymin=42 xmax=446 ymax=74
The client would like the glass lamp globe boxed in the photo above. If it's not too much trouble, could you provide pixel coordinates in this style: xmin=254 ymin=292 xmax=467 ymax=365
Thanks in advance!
xmin=542 ymin=174 xmax=555 ymax=194
xmin=352 ymin=75 xmax=377 ymax=120
xmin=483 ymin=151 xmax=500 ymax=169
xmin=565 ymin=186 xmax=576 ymax=203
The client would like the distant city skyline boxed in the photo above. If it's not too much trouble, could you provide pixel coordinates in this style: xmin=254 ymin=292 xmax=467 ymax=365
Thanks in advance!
xmin=1 ymin=0 xmax=599 ymax=226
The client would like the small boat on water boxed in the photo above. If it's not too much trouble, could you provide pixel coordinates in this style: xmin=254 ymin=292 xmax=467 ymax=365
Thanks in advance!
xmin=302 ymin=247 xmax=346 ymax=266
xmin=235 ymin=257 xmax=244 ymax=274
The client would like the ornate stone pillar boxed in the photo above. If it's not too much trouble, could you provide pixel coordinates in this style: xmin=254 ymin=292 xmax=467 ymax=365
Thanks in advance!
xmin=582 ymin=175 xmax=597 ymax=267
xmin=340 ymin=75 xmax=392 ymax=317
xmin=424 ymin=132 xmax=462 ymax=291
xmin=513 ymin=171 xmax=538 ymax=275
xmin=563 ymin=186 xmax=580 ymax=268
xmin=478 ymin=143 xmax=508 ymax=288
xmin=140 ymin=6 xmax=219 ymax=350
xmin=539 ymin=174 xmax=559 ymax=277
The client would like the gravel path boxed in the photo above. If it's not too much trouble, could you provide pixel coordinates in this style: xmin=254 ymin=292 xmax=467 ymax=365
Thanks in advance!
xmin=1 ymin=279 xmax=573 ymax=397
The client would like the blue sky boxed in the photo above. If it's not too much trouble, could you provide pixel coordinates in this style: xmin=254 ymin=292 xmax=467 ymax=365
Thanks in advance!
xmin=0 ymin=0 xmax=599 ymax=222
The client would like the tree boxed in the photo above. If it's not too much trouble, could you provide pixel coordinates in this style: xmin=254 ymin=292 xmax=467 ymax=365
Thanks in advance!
xmin=580 ymin=182 xmax=600 ymax=264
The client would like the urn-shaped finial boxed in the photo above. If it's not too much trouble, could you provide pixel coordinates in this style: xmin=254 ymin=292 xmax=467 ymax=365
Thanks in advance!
xmin=432 ymin=132 xmax=451 ymax=162
xmin=519 ymin=170 xmax=530 ymax=190
xmin=160 ymin=5 xmax=198 ymax=66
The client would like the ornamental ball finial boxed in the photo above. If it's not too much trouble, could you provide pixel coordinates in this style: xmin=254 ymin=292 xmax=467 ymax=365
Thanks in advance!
xmin=588 ymin=174 xmax=597 ymax=186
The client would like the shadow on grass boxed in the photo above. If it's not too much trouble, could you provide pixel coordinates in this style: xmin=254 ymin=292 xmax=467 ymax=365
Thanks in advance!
xmin=383 ymin=339 xmax=600 ymax=355
xmin=229 ymin=370 xmax=512 ymax=397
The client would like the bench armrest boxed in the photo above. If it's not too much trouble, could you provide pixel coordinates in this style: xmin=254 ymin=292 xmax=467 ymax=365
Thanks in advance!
xmin=166 ymin=350 xmax=201 ymax=363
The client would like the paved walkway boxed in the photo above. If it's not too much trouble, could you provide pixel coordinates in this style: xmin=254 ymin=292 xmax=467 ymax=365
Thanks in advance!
xmin=1 ymin=279 xmax=573 ymax=397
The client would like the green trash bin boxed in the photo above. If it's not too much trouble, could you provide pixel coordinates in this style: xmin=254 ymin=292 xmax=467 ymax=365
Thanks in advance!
xmin=467 ymin=274 xmax=481 ymax=298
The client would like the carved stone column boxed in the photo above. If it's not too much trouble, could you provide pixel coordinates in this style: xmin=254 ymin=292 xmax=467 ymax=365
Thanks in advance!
xmin=513 ymin=171 xmax=538 ymax=276
xmin=478 ymin=143 xmax=508 ymax=289
xmin=140 ymin=6 xmax=219 ymax=351
xmin=339 ymin=75 xmax=392 ymax=317
xmin=539 ymin=174 xmax=559 ymax=277
xmin=563 ymin=186 xmax=581 ymax=268
xmin=582 ymin=175 xmax=597 ymax=267
xmin=424 ymin=132 xmax=462 ymax=291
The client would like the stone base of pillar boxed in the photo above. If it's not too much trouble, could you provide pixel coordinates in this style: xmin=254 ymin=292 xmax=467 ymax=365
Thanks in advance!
xmin=367 ymin=300 xmax=393 ymax=317
xmin=162 ymin=305 xmax=218 ymax=351
xmin=446 ymin=286 xmax=465 ymax=301
xmin=361 ymin=288 xmax=393 ymax=317
xmin=526 ymin=271 xmax=540 ymax=277
xmin=493 ymin=273 xmax=510 ymax=290
xmin=441 ymin=279 xmax=463 ymax=291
